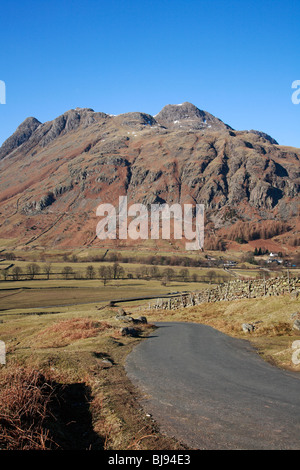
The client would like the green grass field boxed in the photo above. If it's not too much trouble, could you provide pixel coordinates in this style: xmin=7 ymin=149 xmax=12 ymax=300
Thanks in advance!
xmin=0 ymin=278 xmax=215 ymax=311
xmin=0 ymin=255 xmax=231 ymax=312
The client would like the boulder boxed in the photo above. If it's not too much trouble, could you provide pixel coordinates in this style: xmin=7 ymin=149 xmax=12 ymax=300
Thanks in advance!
xmin=120 ymin=327 xmax=140 ymax=337
xmin=137 ymin=316 xmax=148 ymax=324
xmin=292 ymin=319 xmax=300 ymax=331
xmin=115 ymin=315 xmax=134 ymax=323
xmin=242 ymin=323 xmax=255 ymax=333
xmin=132 ymin=316 xmax=148 ymax=324
xmin=290 ymin=311 xmax=300 ymax=320
xmin=115 ymin=315 xmax=125 ymax=321
xmin=100 ymin=359 xmax=113 ymax=369
xmin=122 ymin=316 xmax=134 ymax=323
xmin=117 ymin=307 xmax=127 ymax=316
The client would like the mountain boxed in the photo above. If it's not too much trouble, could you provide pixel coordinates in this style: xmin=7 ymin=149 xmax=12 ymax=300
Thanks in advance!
xmin=0 ymin=102 xmax=299 ymax=251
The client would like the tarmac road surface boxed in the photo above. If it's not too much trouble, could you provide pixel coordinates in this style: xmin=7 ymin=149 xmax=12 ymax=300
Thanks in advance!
xmin=125 ymin=322 xmax=300 ymax=450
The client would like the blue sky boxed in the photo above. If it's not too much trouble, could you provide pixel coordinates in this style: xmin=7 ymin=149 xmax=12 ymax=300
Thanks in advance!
xmin=0 ymin=0 xmax=299 ymax=147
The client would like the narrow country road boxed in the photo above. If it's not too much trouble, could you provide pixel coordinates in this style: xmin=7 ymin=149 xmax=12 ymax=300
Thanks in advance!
xmin=125 ymin=322 xmax=300 ymax=450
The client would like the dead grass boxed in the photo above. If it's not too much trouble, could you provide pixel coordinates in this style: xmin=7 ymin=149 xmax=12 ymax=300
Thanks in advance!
xmin=0 ymin=364 xmax=106 ymax=450
xmin=35 ymin=317 xmax=113 ymax=348
xmin=0 ymin=366 xmax=58 ymax=450
xmin=0 ymin=305 xmax=184 ymax=450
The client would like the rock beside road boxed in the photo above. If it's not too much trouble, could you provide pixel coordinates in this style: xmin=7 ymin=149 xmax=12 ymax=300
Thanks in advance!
xmin=117 ymin=307 xmax=127 ymax=316
xmin=116 ymin=314 xmax=148 ymax=325
xmin=242 ymin=323 xmax=255 ymax=333
xmin=121 ymin=327 xmax=141 ymax=337
xmin=292 ymin=319 xmax=300 ymax=331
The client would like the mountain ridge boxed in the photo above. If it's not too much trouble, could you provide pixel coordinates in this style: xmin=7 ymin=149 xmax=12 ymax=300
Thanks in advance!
xmin=0 ymin=102 xmax=280 ymax=159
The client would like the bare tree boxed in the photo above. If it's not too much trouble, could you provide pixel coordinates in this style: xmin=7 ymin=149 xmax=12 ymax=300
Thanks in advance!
xmin=163 ymin=268 xmax=174 ymax=283
xmin=179 ymin=268 xmax=190 ymax=282
xmin=1 ymin=269 xmax=9 ymax=281
xmin=99 ymin=266 xmax=109 ymax=285
xmin=43 ymin=263 xmax=52 ymax=280
xmin=86 ymin=265 xmax=96 ymax=279
xmin=12 ymin=266 xmax=22 ymax=281
xmin=207 ymin=270 xmax=216 ymax=283
xmin=149 ymin=266 xmax=160 ymax=279
xmin=26 ymin=263 xmax=40 ymax=280
xmin=61 ymin=266 xmax=74 ymax=280
xmin=112 ymin=262 xmax=124 ymax=279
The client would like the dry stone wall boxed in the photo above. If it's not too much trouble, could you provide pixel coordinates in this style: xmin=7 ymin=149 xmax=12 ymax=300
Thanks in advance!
xmin=152 ymin=276 xmax=300 ymax=310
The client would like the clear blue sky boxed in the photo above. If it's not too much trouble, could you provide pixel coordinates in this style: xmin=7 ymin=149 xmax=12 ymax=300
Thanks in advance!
xmin=0 ymin=0 xmax=299 ymax=147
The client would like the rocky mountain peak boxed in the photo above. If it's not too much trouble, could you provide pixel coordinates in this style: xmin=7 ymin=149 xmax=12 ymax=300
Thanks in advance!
xmin=112 ymin=112 xmax=157 ymax=129
xmin=154 ymin=102 xmax=231 ymax=131
xmin=0 ymin=116 xmax=41 ymax=160
xmin=155 ymin=102 xmax=204 ymax=120
xmin=248 ymin=129 xmax=279 ymax=145
xmin=0 ymin=108 xmax=110 ymax=159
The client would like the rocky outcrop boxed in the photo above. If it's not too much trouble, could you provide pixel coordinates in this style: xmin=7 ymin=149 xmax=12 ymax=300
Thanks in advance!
xmin=0 ymin=117 xmax=41 ymax=159
xmin=22 ymin=191 xmax=56 ymax=214
xmin=120 ymin=327 xmax=141 ymax=337
xmin=155 ymin=102 xmax=231 ymax=131
xmin=0 ymin=108 xmax=108 ymax=160
xmin=39 ymin=108 xmax=107 ymax=147
xmin=114 ymin=112 xmax=157 ymax=129
xmin=248 ymin=130 xmax=279 ymax=145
